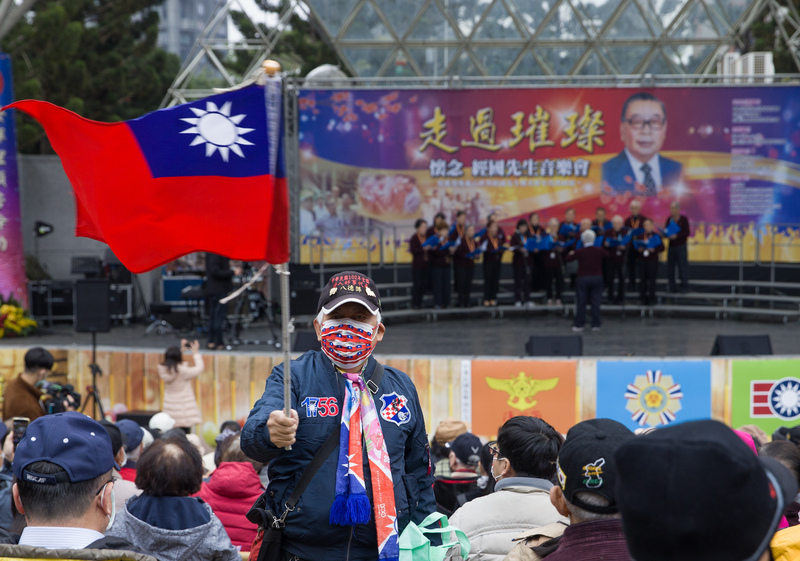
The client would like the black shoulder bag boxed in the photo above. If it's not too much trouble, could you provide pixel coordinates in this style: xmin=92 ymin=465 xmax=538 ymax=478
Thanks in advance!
xmin=247 ymin=363 xmax=385 ymax=561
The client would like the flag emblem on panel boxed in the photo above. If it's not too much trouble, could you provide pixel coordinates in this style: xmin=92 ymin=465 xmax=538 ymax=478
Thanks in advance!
xmin=751 ymin=378 xmax=800 ymax=420
xmin=624 ymin=370 xmax=683 ymax=427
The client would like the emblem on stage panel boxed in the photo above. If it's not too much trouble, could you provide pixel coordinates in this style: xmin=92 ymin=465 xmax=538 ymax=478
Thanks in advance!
xmin=625 ymin=370 xmax=683 ymax=427
xmin=486 ymin=372 xmax=559 ymax=411
xmin=380 ymin=392 xmax=410 ymax=426
xmin=751 ymin=377 xmax=800 ymax=420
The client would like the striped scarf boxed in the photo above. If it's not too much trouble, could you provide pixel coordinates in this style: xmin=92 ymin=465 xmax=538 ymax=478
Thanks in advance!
xmin=330 ymin=367 xmax=398 ymax=561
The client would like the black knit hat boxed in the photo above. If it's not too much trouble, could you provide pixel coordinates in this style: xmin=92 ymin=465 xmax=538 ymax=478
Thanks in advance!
xmin=556 ymin=418 xmax=633 ymax=514
xmin=614 ymin=419 xmax=797 ymax=561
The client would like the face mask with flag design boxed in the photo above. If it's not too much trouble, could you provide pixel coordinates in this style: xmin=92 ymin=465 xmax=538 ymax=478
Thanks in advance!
xmin=331 ymin=367 xmax=399 ymax=561
xmin=320 ymin=319 xmax=378 ymax=370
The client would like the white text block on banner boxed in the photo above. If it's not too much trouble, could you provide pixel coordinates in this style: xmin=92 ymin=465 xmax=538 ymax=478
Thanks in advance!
xmin=460 ymin=360 xmax=472 ymax=426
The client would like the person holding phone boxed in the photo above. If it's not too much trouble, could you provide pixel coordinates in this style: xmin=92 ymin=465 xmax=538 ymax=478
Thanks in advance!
xmin=157 ymin=340 xmax=204 ymax=433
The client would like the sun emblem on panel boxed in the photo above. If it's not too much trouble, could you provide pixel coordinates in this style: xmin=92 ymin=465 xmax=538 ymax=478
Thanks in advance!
xmin=180 ymin=101 xmax=254 ymax=162
xmin=624 ymin=370 xmax=683 ymax=427
xmin=769 ymin=378 xmax=800 ymax=420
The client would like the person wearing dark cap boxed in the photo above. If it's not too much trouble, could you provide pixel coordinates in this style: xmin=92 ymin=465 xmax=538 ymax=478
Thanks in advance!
xmin=116 ymin=419 xmax=145 ymax=483
xmin=242 ymin=271 xmax=436 ymax=561
xmin=0 ymin=412 xmax=156 ymax=559
xmin=449 ymin=416 xmax=566 ymax=561
xmin=98 ymin=421 xmax=140 ymax=512
xmin=508 ymin=418 xmax=634 ymax=561
xmin=433 ymin=432 xmax=482 ymax=516
xmin=615 ymin=419 xmax=798 ymax=561
xmin=1 ymin=347 xmax=54 ymax=420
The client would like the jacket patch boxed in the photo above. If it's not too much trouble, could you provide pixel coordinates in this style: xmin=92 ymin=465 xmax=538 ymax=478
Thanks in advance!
xmin=379 ymin=392 xmax=411 ymax=426
xmin=301 ymin=397 xmax=339 ymax=417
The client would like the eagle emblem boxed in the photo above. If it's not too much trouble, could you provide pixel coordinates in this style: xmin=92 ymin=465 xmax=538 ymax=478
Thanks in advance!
xmin=486 ymin=372 xmax=559 ymax=411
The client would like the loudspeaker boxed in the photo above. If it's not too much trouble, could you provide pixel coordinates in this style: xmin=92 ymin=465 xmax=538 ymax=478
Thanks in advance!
xmin=525 ymin=335 xmax=583 ymax=357
xmin=117 ymin=411 xmax=158 ymax=428
xmin=294 ymin=331 xmax=320 ymax=352
xmin=711 ymin=335 xmax=772 ymax=356
xmin=75 ymin=280 xmax=111 ymax=333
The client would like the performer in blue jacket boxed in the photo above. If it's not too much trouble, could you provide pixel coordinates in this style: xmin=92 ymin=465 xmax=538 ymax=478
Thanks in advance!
xmin=242 ymin=271 xmax=436 ymax=561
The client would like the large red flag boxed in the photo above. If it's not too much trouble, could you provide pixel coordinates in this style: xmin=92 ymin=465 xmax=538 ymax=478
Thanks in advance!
xmin=2 ymin=84 xmax=289 ymax=273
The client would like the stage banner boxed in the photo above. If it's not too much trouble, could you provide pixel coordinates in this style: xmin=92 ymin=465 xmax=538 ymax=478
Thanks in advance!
xmin=596 ymin=360 xmax=712 ymax=431
xmin=0 ymin=55 xmax=26 ymax=306
xmin=470 ymin=359 xmax=577 ymax=437
xmin=297 ymin=86 xmax=800 ymax=264
xmin=731 ymin=359 xmax=800 ymax=434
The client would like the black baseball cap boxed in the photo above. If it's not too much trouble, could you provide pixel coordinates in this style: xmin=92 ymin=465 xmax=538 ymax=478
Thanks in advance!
xmin=447 ymin=432 xmax=482 ymax=467
xmin=117 ymin=419 xmax=144 ymax=452
xmin=556 ymin=418 xmax=633 ymax=514
xmin=317 ymin=271 xmax=381 ymax=316
xmin=614 ymin=419 xmax=797 ymax=561
xmin=13 ymin=412 xmax=115 ymax=484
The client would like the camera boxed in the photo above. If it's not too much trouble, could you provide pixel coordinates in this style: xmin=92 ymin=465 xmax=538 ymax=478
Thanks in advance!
xmin=41 ymin=382 xmax=82 ymax=415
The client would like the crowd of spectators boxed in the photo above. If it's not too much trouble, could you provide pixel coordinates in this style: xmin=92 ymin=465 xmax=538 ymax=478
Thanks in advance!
xmin=410 ymin=201 xmax=691 ymax=330
xmin=0 ymin=345 xmax=797 ymax=561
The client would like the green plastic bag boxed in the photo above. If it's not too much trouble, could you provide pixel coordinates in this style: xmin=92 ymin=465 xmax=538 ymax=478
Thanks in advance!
xmin=399 ymin=512 xmax=471 ymax=561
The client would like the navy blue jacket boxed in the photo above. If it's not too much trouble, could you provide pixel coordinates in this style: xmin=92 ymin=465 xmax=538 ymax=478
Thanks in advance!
xmin=242 ymin=352 xmax=436 ymax=561
xmin=601 ymin=151 xmax=682 ymax=196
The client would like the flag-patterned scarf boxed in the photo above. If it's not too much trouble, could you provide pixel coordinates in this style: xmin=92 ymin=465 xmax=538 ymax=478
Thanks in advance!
xmin=330 ymin=368 xmax=398 ymax=561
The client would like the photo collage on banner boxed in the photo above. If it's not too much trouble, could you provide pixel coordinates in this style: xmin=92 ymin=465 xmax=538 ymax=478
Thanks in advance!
xmin=297 ymin=86 xmax=800 ymax=265
xmin=731 ymin=359 xmax=800 ymax=434
xmin=596 ymin=360 xmax=713 ymax=432
xmin=470 ymin=360 xmax=577 ymax=438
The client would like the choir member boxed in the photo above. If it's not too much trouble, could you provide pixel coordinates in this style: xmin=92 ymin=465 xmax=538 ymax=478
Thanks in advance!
xmin=409 ymin=219 xmax=429 ymax=309
xmin=454 ymin=225 xmax=478 ymax=308
xmin=510 ymin=219 xmax=531 ymax=308
xmin=636 ymin=218 xmax=664 ymax=306
xmin=481 ymin=221 xmax=503 ymax=307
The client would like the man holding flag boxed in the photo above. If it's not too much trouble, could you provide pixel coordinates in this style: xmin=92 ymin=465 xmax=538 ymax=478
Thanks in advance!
xmin=242 ymin=271 xmax=436 ymax=561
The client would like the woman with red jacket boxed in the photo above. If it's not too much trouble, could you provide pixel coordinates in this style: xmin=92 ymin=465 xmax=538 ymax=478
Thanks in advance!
xmin=196 ymin=435 xmax=265 ymax=551
xmin=481 ymin=221 xmax=504 ymax=307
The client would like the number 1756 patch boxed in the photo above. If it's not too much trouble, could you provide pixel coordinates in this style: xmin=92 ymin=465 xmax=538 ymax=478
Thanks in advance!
xmin=301 ymin=397 xmax=339 ymax=417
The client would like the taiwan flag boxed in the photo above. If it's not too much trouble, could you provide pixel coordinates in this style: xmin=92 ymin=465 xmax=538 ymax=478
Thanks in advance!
xmin=1 ymin=84 xmax=288 ymax=272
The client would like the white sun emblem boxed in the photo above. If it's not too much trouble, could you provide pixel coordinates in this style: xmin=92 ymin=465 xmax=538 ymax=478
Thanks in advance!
xmin=180 ymin=101 xmax=254 ymax=162
xmin=769 ymin=378 xmax=800 ymax=420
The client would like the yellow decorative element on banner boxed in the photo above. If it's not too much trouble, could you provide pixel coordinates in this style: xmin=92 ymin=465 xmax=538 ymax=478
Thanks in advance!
xmin=486 ymin=372 xmax=559 ymax=411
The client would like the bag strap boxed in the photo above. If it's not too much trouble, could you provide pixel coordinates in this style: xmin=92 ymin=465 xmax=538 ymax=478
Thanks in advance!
xmin=284 ymin=360 xmax=386 ymax=512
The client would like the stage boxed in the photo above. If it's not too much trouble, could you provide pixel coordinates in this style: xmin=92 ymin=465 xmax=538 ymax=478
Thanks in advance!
xmin=5 ymin=314 xmax=799 ymax=357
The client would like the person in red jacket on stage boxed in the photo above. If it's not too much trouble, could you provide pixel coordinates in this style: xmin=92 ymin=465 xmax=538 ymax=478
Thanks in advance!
xmin=624 ymin=200 xmax=648 ymax=291
xmin=543 ymin=218 xmax=565 ymax=306
xmin=510 ymin=219 xmax=531 ymax=309
xmin=197 ymin=435 xmax=265 ymax=552
xmin=527 ymin=212 xmax=546 ymax=292
xmin=481 ymin=221 xmax=504 ymax=307
xmin=408 ymin=219 xmax=430 ymax=309
xmin=665 ymin=201 xmax=691 ymax=293
xmin=454 ymin=224 xmax=479 ymax=307
xmin=636 ymin=218 xmax=664 ymax=306
xmin=603 ymin=215 xmax=629 ymax=304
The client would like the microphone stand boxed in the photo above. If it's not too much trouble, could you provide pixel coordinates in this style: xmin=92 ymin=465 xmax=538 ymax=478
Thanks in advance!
xmin=79 ymin=331 xmax=106 ymax=419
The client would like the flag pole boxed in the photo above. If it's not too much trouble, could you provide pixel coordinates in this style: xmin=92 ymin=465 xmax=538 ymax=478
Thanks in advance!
xmin=263 ymin=59 xmax=293 ymax=450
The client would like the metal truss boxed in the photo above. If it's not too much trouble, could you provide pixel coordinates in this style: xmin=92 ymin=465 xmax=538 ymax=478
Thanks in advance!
xmin=301 ymin=0 xmax=800 ymax=77
xmin=161 ymin=0 xmax=310 ymax=107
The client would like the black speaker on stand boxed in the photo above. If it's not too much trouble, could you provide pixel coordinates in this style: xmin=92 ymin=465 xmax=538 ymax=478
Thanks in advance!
xmin=75 ymin=280 xmax=111 ymax=419
xmin=711 ymin=335 xmax=773 ymax=356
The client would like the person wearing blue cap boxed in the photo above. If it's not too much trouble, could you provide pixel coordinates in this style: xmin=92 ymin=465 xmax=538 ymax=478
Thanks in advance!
xmin=0 ymin=412 xmax=156 ymax=560
xmin=116 ymin=419 xmax=145 ymax=483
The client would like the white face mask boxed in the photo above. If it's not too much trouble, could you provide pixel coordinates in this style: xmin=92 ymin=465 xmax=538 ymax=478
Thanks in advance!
xmin=491 ymin=458 xmax=504 ymax=482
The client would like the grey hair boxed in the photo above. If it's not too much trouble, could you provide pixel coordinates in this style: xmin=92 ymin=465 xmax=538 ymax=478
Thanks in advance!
xmin=612 ymin=215 xmax=624 ymax=224
xmin=581 ymin=230 xmax=596 ymax=246
xmin=565 ymin=492 xmax=620 ymax=523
